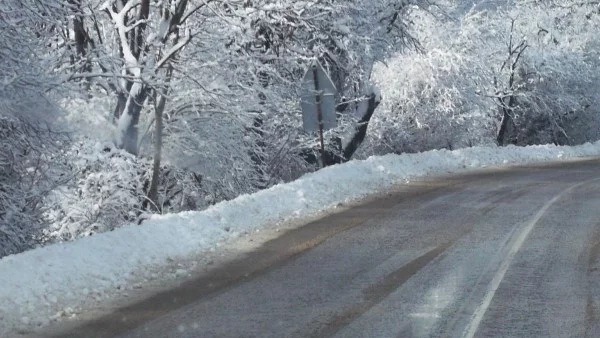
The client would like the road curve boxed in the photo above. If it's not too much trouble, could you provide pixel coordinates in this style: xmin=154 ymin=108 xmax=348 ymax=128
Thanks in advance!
xmin=52 ymin=159 xmax=600 ymax=338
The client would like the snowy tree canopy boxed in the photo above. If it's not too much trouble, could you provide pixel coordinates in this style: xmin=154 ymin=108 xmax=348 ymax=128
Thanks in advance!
xmin=3 ymin=0 xmax=600 ymax=257
xmin=363 ymin=0 xmax=600 ymax=156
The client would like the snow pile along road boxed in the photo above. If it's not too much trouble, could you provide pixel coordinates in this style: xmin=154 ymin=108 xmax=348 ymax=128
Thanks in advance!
xmin=1 ymin=142 xmax=600 ymax=334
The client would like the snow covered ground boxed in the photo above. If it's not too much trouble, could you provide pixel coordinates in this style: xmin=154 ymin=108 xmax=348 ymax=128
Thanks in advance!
xmin=2 ymin=142 xmax=600 ymax=335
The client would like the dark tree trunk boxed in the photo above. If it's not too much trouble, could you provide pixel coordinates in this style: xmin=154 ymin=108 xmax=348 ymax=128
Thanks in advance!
xmin=73 ymin=14 xmax=87 ymax=62
xmin=70 ymin=0 xmax=91 ymax=93
xmin=496 ymin=96 xmax=515 ymax=146
xmin=117 ymin=87 xmax=148 ymax=155
xmin=113 ymin=91 xmax=128 ymax=121
xmin=342 ymin=93 xmax=380 ymax=161
xmin=300 ymin=93 xmax=380 ymax=167
xmin=497 ymin=110 xmax=510 ymax=146
xmin=246 ymin=114 xmax=268 ymax=189
xmin=148 ymin=61 xmax=175 ymax=209
xmin=147 ymin=94 xmax=165 ymax=210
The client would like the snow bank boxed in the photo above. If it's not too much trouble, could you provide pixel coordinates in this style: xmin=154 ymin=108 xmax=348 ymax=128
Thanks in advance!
xmin=2 ymin=142 xmax=600 ymax=333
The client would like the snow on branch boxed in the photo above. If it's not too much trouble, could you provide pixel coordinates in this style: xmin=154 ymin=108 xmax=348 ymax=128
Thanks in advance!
xmin=155 ymin=32 xmax=192 ymax=70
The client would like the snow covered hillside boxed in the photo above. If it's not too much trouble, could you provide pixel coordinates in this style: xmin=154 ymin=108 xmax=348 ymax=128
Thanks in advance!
xmin=2 ymin=142 xmax=600 ymax=335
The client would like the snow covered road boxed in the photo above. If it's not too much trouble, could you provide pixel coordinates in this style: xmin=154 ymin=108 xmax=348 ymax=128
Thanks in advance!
xmin=52 ymin=158 xmax=600 ymax=338
xmin=3 ymin=142 xmax=600 ymax=336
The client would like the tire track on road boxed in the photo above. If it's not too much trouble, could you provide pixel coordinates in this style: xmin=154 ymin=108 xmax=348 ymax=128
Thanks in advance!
xmin=461 ymin=177 xmax=600 ymax=338
xmin=310 ymin=240 xmax=458 ymax=338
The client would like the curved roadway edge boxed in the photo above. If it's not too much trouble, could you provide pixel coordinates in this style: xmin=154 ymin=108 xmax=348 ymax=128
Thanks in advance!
xmin=35 ymin=158 xmax=600 ymax=338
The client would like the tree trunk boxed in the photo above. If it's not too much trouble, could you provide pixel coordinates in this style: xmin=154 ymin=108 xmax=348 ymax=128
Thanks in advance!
xmin=147 ymin=94 xmax=165 ymax=210
xmin=73 ymin=9 xmax=87 ymax=63
xmin=147 ymin=62 xmax=174 ymax=209
xmin=299 ymin=93 xmax=380 ymax=166
xmin=116 ymin=84 xmax=148 ymax=155
xmin=342 ymin=93 xmax=380 ymax=162
xmin=496 ymin=97 xmax=515 ymax=146
xmin=246 ymin=114 xmax=268 ymax=189
xmin=113 ymin=91 xmax=127 ymax=121
xmin=496 ymin=108 xmax=510 ymax=146
xmin=70 ymin=0 xmax=91 ymax=93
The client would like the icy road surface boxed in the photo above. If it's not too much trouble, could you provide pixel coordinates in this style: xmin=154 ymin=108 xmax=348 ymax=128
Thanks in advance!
xmin=53 ymin=159 xmax=600 ymax=338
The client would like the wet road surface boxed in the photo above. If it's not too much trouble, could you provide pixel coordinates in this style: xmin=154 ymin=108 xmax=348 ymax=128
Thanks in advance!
xmin=55 ymin=159 xmax=600 ymax=338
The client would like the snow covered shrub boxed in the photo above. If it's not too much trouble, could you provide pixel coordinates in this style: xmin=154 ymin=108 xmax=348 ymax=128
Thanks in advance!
xmin=0 ymin=0 xmax=70 ymax=257
xmin=362 ymin=0 xmax=600 ymax=156
xmin=43 ymin=141 xmax=147 ymax=240
xmin=362 ymin=8 xmax=494 ymax=156
xmin=0 ymin=117 xmax=67 ymax=257
xmin=42 ymin=140 xmax=203 ymax=242
xmin=504 ymin=0 xmax=600 ymax=145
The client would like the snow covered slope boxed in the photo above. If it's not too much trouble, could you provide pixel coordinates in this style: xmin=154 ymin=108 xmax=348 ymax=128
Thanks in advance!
xmin=2 ymin=142 xmax=600 ymax=334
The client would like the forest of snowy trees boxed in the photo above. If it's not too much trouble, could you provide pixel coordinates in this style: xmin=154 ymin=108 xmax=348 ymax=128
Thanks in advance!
xmin=2 ymin=0 xmax=600 ymax=257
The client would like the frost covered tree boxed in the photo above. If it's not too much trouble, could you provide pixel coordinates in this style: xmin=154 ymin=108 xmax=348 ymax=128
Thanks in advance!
xmin=0 ymin=0 xmax=69 ymax=256
xmin=480 ymin=0 xmax=600 ymax=146
xmin=210 ymin=0 xmax=425 ymax=175
xmin=364 ymin=0 xmax=600 ymax=155
xmin=12 ymin=0 xmax=600 ymax=253
xmin=58 ymin=0 xmax=426 ymax=194
xmin=58 ymin=0 xmax=224 ymax=208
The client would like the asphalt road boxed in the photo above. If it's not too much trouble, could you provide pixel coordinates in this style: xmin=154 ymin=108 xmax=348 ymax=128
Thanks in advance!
xmin=54 ymin=159 xmax=600 ymax=338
